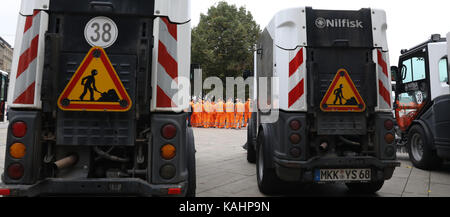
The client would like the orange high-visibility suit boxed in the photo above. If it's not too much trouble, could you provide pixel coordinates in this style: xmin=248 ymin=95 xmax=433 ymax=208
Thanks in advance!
xmin=203 ymin=101 xmax=213 ymax=128
xmin=235 ymin=101 xmax=245 ymax=129
xmin=192 ymin=102 xmax=203 ymax=127
xmin=225 ymin=100 xmax=235 ymax=129
xmin=243 ymin=99 xmax=252 ymax=127
xmin=191 ymin=102 xmax=197 ymax=127
xmin=215 ymin=100 xmax=226 ymax=128
xmin=211 ymin=102 xmax=217 ymax=128
xmin=201 ymin=100 xmax=207 ymax=127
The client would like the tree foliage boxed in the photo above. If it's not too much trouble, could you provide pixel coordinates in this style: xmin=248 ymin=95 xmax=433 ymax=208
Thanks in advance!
xmin=192 ymin=1 xmax=261 ymax=84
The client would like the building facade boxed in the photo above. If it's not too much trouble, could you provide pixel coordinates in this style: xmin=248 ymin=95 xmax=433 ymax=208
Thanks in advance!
xmin=0 ymin=36 xmax=13 ymax=74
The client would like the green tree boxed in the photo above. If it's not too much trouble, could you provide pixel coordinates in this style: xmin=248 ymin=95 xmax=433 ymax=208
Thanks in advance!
xmin=191 ymin=1 xmax=261 ymax=98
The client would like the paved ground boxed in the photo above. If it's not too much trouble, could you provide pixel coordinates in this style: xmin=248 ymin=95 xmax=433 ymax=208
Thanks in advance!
xmin=1 ymin=125 xmax=450 ymax=197
xmin=193 ymin=128 xmax=450 ymax=197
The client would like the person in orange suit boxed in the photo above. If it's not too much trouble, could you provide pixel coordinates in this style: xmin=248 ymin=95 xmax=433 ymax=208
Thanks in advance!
xmin=235 ymin=99 xmax=245 ymax=129
xmin=215 ymin=98 xmax=226 ymax=128
xmin=211 ymin=100 xmax=217 ymax=128
xmin=203 ymin=99 xmax=213 ymax=128
xmin=190 ymin=99 xmax=196 ymax=127
xmin=200 ymin=99 xmax=207 ymax=128
xmin=192 ymin=99 xmax=202 ymax=128
xmin=225 ymin=98 xmax=235 ymax=129
xmin=201 ymin=99 xmax=207 ymax=128
xmin=243 ymin=98 xmax=252 ymax=127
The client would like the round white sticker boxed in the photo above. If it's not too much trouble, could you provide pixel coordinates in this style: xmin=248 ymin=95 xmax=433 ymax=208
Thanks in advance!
xmin=84 ymin=16 xmax=118 ymax=48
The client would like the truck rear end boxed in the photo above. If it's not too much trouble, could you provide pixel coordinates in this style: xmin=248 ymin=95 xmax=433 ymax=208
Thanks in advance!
xmin=248 ymin=7 xmax=400 ymax=194
xmin=1 ymin=0 xmax=195 ymax=197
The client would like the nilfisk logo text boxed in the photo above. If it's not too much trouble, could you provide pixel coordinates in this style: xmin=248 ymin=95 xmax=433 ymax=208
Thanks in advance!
xmin=315 ymin=18 xmax=363 ymax=29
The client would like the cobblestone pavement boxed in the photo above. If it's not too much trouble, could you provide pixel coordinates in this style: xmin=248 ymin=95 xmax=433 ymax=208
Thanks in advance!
xmin=193 ymin=128 xmax=450 ymax=197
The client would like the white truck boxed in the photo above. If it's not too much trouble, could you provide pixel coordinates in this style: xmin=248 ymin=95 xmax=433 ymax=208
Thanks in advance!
xmin=392 ymin=34 xmax=450 ymax=170
xmin=247 ymin=7 xmax=400 ymax=194
xmin=0 ymin=0 xmax=195 ymax=197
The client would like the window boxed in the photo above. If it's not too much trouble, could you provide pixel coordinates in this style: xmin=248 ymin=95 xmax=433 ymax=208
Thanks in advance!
xmin=0 ymin=76 xmax=5 ymax=101
xmin=401 ymin=57 xmax=427 ymax=83
xmin=401 ymin=59 xmax=413 ymax=83
xmin=439 ymin=58 xmax=448 ymax=83
xmin=412 ymin=57 xmax=426 ymax=81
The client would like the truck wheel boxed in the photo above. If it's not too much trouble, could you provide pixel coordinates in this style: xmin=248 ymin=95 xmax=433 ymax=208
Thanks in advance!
xmin=256 ymin=129 xmax=282 ymax=195
xmin=407 ymin=125 xmax=442 ymax=170
xmin=346 ymin=181 xmax=384 ymax=194
xmin=247 ymin=115 xmax=256 ymax=163
xmin=247 ymin=143 xmax=256 ymax=163
xmin=185 ymin=127 xmax=197 ymax=197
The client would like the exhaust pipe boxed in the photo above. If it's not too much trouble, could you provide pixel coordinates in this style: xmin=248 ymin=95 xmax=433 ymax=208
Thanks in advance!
xmin=53 ymin=154 xmax=79 ymax=170
xmin=319 ymin=142 xmax=329 ymax=152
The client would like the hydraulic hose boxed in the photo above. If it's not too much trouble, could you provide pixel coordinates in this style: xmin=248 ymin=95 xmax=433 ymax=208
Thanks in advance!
xmin=94 ymin=146 xmax=130 ymax=163
xmin=339 ymin=136 xmax=361 ymax=146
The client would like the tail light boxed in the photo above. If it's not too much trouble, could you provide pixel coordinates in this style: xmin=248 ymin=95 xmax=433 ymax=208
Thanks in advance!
xmin=0 ymin=189 xmax=10 ymax=196
xmin=290 ymin=134 xmax=301 ymax=144
xmin=385 ymin=146 xmax=396 ymax=158
xmin=168 ymin=188 xmax=182 ymax=195
xmin=289 ymin=120 xmax=301 ymax=131
xmin=9 ymin=143 xmax=26 ymax=159
xmin=384 ymin=133 xmax=395 ymax=144
xmin=11 ymin=121 xmax=27 ymax=138
xmin=160 ymin=164 xmax=176 ymax=180
xmin=289 ymin=147 xmax=301 ymax=158
xmin=161 ymin=124 xmax=177 ymax=140
xmin=7 ymin=163 xmax=24 ymax=180
xmin=161 ymin=144 xmax=176 ymax=160
xmin=384 ymin=120 xmax=394 ymax=130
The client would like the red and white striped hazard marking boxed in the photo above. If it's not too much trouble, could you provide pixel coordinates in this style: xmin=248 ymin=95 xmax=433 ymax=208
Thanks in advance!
xmin=13 ymin=10 xmax=41 ymax=105
xmin=288 ymin=47 xmax=306 ymax=109
xmin=156 ymin=17 xmax=178 ymax=108
xmin=376 ymin=49 xmax=392 ymax=110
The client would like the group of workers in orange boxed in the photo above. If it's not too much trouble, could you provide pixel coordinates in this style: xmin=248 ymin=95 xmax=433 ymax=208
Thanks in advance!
xmin=190 ymin=98 xmax=252 ymax=129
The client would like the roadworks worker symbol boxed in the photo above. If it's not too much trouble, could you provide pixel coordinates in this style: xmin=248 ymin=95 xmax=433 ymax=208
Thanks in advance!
xmin=320 ymin=69 xmax=366 ymax=112
xmin=57 ymin=47 xmax=132 ymax=112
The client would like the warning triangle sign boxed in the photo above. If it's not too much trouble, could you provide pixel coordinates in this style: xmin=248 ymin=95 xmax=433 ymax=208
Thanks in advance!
xmin=57 ymin=47 xmax=132 ymax=112
xmin=320 ymin=69 xmax=366 ymax=112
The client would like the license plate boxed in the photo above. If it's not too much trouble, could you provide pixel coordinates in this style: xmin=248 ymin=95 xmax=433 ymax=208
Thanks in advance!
xmin=314 ymin=169 xmax=371 ymax=182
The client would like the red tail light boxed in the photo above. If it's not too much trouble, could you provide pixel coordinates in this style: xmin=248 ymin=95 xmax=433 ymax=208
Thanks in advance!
xmin=12 ymin=121 xmax=27 ymax=138
xmin=168 ymin=188 xmax=182 ymax=195
xmin=384 ymin=120 xmax=394 ymax=130
xmin=7 ymin=163 xmax=24 ymax=180
xmin=162 ymin=124 xmax=177 ymax=140
xmin=290 ymin=120 xmax=301 ymax=131
xmin=0 ymin=189 xmax=10 ymax=196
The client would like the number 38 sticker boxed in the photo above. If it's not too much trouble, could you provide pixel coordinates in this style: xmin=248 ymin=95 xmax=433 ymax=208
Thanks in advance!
xmin=84 ymin=16 xmax=118 ymax=48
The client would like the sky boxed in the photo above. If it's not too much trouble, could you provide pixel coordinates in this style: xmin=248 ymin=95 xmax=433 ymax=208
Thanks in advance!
xmin=1 ymin=0 xmax=450 ymax=64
